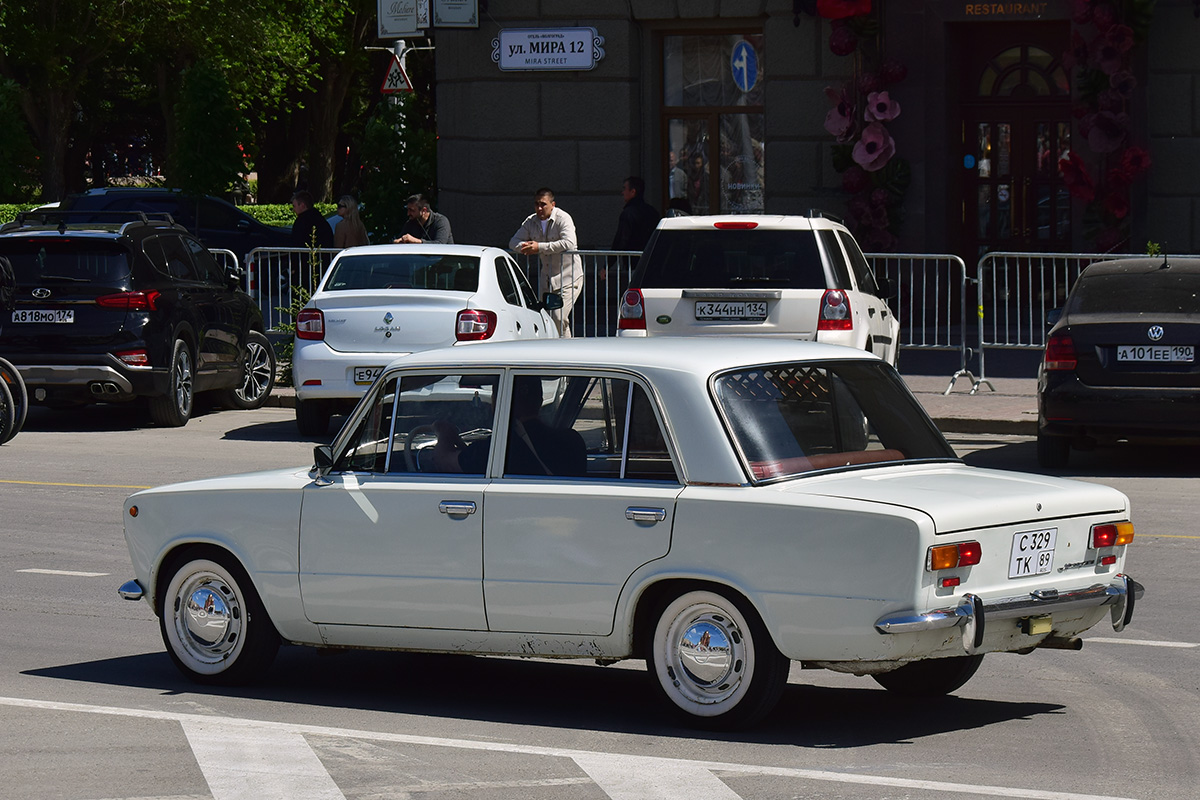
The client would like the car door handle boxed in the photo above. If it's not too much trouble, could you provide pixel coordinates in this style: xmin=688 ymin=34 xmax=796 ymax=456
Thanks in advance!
xmin=439 ymin=501 xmax=477 ymax=518
xmin=626 ymin=507 xmax=667 ymax=523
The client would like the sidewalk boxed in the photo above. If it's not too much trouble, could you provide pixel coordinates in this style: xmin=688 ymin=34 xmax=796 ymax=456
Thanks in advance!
xmin=265 ymin=372 xmax=1041 ymax=437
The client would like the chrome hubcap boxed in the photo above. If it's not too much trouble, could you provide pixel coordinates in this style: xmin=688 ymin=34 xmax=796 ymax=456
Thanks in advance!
xmin=664 ymin=602 xmax=749 ymax=705
xmin=174 ymin=572 xmax=241 ymax=662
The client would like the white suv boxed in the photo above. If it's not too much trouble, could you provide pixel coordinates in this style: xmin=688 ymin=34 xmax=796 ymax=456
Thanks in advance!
xmin=617 ymin=214 xmax=899 ymax=365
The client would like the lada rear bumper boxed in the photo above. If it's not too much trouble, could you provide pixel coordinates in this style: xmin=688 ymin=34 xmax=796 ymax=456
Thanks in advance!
xmin=874 ymin=573 xmax=1143 ymax=654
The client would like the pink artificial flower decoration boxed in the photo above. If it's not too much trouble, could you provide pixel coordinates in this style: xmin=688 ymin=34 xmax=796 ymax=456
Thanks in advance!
xmin=864 ymin=91 xmax=900 ymax=122
xmin=852 ymin=122 xmax=895 ymax=172
xmin=1120 ymin=145 xmax=1151 ymax=178
xmin=817 ymin=0 xmax=872 ymax=20
xmin=841 ymin=165 xmax=870 ymax=194
xmin=1109 ymin=70 xmax=1137 ymax=98
xmin=824 ymin=86 xmax=856 ymax=141
xmin=1086 ymin=111 xmax=1129 ymax=153
xmin=1058 ymin=152 xmax=1096 ymax=203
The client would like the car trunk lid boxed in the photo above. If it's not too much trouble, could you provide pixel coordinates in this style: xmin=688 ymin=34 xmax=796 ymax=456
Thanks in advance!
xmin=314 ymin=291 xmax=473 ymax=353
xmin=1065 ymin=314 xmax=1200 ymax=388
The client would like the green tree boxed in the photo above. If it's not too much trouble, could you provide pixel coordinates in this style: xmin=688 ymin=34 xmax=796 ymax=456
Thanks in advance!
xmin=0 ymin=78 xmax=38 ymax=201
xmin=169 ymin=60 xmax=247 ymax=199
xmin=357 ymin=89 xmax=437 ymax=241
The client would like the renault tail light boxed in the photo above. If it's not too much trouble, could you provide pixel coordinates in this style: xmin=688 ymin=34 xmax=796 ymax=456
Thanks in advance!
xmin=296 ymin=308 xmax=325 ymax=340
xmin=456 ymin=309 xmax=497 ymax=341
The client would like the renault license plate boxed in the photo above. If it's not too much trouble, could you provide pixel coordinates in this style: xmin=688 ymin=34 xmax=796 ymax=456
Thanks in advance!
xmin=13 ymin=309 xmax=74 ymax=324
xmin=1009 ymin=527 xmax=1057 ymax=578
xmin=695 ymin=301 xmax=767 ymax=321
xmin=353 ymin=366 xmax=383 ymax=385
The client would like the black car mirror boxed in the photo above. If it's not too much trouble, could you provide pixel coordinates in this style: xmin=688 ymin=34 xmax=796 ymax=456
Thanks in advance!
xmin=875 ymin=275 xmax=894 ymax=298
xmin=237 ymin=219 xmax=251 ymax=232
xmin=542 ymin=292 xmax=564 ymax=311
xmin=225 ymin=264 xmax=245 ymax=287
xmin=1047 ymin=308 xmax=1062 ymax=327
xmin=312 ymin=444 xmax=335 ymax=481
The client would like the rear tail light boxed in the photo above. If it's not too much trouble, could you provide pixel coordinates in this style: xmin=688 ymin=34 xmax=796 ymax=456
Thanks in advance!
xmin=927 ymin=541 xmax=982 ymax=571
xmin=96 ymin=290 xmax=160 ymax=311
xmin=713 ymin=221 xmax=759 ymax=229
xmin=1044 ymin=330 xmax=1077 ymax=371
xmin=114 ymin=348 xmax=150 ymax=367
xmin=817 ymin=289 xmax=852 ymax=331
xmin=296 ymin=308 xmax=325 ymax=340
xmin=1092 ymin=521 xmax=1134 ymax=548
xmin=617 ymin=288 xmax=647 ymax=330
xmin=456 ymin=309 xmax=497 ymax=341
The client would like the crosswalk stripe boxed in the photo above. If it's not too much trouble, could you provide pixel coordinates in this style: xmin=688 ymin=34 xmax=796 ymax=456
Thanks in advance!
xmin=573 ymin=753 xmax=743 ymax=799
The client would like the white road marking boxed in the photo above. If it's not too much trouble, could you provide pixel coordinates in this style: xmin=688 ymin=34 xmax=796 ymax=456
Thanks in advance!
xmin=574 ymin=752 xmax=743 ymax=799
xmin=1087 ymin=637 xmax=1198 ymax=648
xmin=17 ymin=568 xmax=109 ymax=577
xmin=0 ymin=696 xmax=1141 ymax=800
xmin=180 ymin=718 xmax=346 ymax=800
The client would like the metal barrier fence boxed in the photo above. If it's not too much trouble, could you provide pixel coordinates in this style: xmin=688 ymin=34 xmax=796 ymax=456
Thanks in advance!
xmin=209 ymin=248 xmax=240 ymax=273
xmin=245 ymin=247 xmax=339 ymax=331
xmin=515 ymin=250 xmax=641 ymax=338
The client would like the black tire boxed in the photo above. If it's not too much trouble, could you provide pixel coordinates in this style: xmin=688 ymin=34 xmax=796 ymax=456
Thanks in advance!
xmin=0 ymin=357 xmax=28 ymax=441
xmin=0 ymin=378 xmax=15 ymax=445
xmin=149 ymin=340 xmax=194 ymax=427
xmin=158 ymin=550 xmax=280 ymax=684
xmin=872 ymin=654 xmax=985 ymax=697
xmin=1036 ymin=429 xmax=1070 ymax=468
xmin=222 ymin=331 xmax=276 ymax=410
xmin=648 ymin=588 xmax=790 ymax=730
xmin=295 ymin=397 xmax=331 ymax=436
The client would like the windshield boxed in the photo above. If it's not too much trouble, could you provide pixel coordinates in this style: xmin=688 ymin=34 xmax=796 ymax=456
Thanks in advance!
xmin=0 ymin=239 xmax=132 ymax=286
xmin=323 ymin=254 xmax=480 ymax=292
xmin=713 ymin=360 xmax=956 ymax=481
xmin=635 ymin=229 xmax=826 ymax=289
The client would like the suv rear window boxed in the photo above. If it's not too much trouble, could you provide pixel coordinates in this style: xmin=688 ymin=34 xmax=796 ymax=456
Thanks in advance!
xmin=0 ymin=239 xmax=132 ymax=286
xmin=635 ymin=229 xmax=826 ymax=289
xmin=324 ymin=254 xmax=480 ymax=292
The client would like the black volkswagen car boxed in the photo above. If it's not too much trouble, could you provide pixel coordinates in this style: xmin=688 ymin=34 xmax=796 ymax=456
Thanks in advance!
xmin=0 ymin=211 xmax=275 ymax=426
xmin=1037 ymin=257 xmax=1200 ymax=467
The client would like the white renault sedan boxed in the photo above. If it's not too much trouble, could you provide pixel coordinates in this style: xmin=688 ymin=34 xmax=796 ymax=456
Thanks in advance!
xmin=292 ymin=244 xmax=561 ymax=435
xmin=119 ymin=338 xmax=1143 ymax=729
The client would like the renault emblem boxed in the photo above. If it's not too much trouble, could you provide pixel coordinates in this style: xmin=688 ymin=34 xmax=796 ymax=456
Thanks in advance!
xmin=383 ymin=312 xmax=394 ymax=324
xmin=1147 ymin=325 xmax=1164 ymax=341
xmin=32 ymin=288 xmax=51 ymax=299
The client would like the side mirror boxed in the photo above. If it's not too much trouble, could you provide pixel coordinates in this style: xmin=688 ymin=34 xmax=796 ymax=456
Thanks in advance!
xmin=225 ymin=264 xmax=245 ymax=288
xmin=874 ymin=275 xmax=894 ymax=299
xmin=237 ymin=219 xmax=251 ymax=232
xmin=542 ymin=292 xmax=564 ymax=311
xmin=1046 ymin=308 xmax=1062 ymax=327
xmin=312 ymin=444 xmax=335 ymax=481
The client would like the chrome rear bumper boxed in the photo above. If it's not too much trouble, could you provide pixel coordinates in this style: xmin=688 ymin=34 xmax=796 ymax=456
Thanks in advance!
xmin=874 ymin=574 xmax=1144 ymax=654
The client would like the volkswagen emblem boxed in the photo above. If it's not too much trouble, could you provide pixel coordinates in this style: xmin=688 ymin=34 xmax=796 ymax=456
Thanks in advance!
xmin=32 ymin=288 xmax=51 ymax=299
xmin=1147 ymin=325 xmax=1164 ymax=341
xmin=383 ymin=312 xmax=394 ymax=324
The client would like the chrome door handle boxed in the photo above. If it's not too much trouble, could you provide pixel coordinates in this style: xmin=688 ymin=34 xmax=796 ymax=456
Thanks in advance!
xmin=439 ymin=500 xmax=477 ymax=518
xmin=626 ymin=507 xmax=667 ymax=523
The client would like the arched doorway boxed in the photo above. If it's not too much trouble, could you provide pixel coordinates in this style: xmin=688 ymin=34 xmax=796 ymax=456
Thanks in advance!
xmin=951 ymin=22 xmax=1072 ymax=261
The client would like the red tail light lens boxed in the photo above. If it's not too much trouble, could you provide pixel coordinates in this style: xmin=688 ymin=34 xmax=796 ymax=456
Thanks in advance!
xmin=296 ymin=308 xmax=325 ymax=340
xmin=456 ymin=309 xmax=497 ymax=341
xmin=817 ymin=289 xmax=852 ymax=331
xmin=96 ymin=290 xmax=160 ymax=311
xmin=1044 ymin=331 xmax=1077 ymax=371
xmin=713 ymin=221 xmax=759 ymax=229
xmin=927 ymin=541 xmax=982 ymax=571
xmin=1092 ymin=522 xmax=1134 ymax=548
xmin=114 ymin=348 xmax=150 ymax=367
xmin=618 ymin=288 xmax=646 ymax=330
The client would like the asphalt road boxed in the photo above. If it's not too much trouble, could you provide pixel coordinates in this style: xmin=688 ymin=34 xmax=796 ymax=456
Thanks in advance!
xmin=0 ymin=402 xmax=1196 ymax=800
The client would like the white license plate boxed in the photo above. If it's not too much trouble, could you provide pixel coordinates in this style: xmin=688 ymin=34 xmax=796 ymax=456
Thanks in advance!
xmin=353 ymin=366 xmax=383 ymax=385
xmin=1009 ymin=527 xmax=1057 ymax=578
xmin=1116 ymin=345 xmax=1193 ymax=362
xmin=12 ymin=309 xmax=74 ymax=324
xmin=695 ymin=301 xmax=767 ymax=321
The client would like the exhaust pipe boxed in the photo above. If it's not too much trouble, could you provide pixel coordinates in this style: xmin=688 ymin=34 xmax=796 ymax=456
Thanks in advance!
xmin=90 ymin=382 xmax=122 ymax=395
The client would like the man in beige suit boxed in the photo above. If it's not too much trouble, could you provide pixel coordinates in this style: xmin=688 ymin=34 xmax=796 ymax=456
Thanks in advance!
xmin=509 ymin=188 xmax=583 ymax=337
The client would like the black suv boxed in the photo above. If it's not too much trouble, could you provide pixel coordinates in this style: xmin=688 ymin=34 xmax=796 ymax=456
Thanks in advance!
xmin=55 ymin=188 xmax=294 ymax=261
xmin=0 ymin=211 xmax=275 ymax=426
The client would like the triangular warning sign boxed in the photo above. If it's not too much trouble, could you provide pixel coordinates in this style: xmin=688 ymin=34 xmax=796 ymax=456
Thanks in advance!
xmin=381 ymin=55 xmax=413 ymax=94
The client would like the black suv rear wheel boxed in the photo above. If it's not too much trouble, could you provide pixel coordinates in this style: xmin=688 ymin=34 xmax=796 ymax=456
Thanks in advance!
xmin=150 ymin=340 xmax=195 ymax=427
xmin=222 ymin=331 xmax=276 ymax=410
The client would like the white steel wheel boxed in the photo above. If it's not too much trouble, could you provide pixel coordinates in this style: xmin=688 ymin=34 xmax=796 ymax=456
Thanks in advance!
xmin=650 ymin=589 xmax=789 ymax=729
xmin=159 ymin=555 xmax=278 ymax=684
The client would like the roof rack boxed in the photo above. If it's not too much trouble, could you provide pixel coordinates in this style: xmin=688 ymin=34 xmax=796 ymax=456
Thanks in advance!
xmin=806 ymin=209 xmax=845 ymax=225
xmin=2 ymin=209 xmax=181 ymax=235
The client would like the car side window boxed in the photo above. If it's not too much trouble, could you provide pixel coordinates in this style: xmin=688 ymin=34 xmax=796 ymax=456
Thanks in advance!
xmin=509 ymin=257 xmax=540 ymax=308
xmin=198 ymin=198 xmax=245 ymax=231
xmin=838 ymin=230 xmax=881 ymax=296
xmin=816 ymin=229 xmax=853 ymax=290
xmin=503 ymin=373 xmax=678 ymax=482
xmin=494 ymin=257 xmax=521 ymax=306
xmin=184 ymin=236 xmax=227 ymax=285
xmin=144 ymin=234 xmax=200 ymax=281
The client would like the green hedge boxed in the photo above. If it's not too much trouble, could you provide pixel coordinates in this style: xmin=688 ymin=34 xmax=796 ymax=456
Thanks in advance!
xmin=0 ymin=203 xmax=335 ymax=227
xmin=0 ymin=204 xmax=41 ymax=224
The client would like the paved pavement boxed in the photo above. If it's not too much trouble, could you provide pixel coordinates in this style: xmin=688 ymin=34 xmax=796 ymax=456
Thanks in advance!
xmin=265 ymin=370 xmax=1041 ymax=437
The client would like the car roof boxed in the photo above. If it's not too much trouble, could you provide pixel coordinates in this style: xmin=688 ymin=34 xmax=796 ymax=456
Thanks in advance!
xmin=331 ymin=244 xmax=509 ymax=259
xmin=1081 ymin=257 xmax=1200 ymax=277
xmin=654 ymin=214 xmax=847 ymax=232
xmin=385 ymin=336 xmax=877 ymax=374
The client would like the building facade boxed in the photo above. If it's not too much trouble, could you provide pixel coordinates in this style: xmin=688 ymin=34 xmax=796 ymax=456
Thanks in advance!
xmin=434 ymin=0 xmax=1200 ymax=260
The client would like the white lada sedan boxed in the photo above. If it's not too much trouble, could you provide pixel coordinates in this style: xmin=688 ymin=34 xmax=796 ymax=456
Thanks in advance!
xmin=119 ymin=338 xmax=1143 ymax=729
xmin=291 ymin=244 xmax=561 ymax=435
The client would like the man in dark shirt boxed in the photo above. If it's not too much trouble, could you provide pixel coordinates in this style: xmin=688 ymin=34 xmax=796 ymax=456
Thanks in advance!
xmin=611 ymin=176 xmax=661 ymax=253
xmin=291 ymin=190 xmax=334 ymax=249
xmin=394 ymin=194 xmax=454 ymax=244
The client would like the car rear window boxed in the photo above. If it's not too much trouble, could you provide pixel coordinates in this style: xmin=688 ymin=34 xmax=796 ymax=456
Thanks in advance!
xmin=713 ymin=360 xmax=956 ymax=481
xmin=1068 ymin=270 xmax=1200 ymax=315
xmin=0 ymin=239 xmax=132 ymax=286
xmin=323 ymin=254 xmax=480 ymax=292
xmin=635 ymin=229 xmax=826 ymax=289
